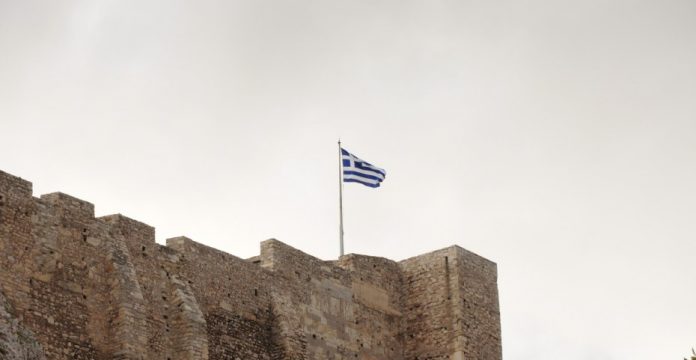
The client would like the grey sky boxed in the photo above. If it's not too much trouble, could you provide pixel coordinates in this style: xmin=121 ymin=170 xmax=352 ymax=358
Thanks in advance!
xmin=1 ymin=0 xmax=695 ymax=358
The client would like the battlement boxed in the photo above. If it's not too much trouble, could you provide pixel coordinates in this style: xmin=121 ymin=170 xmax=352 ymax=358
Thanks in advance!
xmin=0 ymin=169 xmax=502 ymax=360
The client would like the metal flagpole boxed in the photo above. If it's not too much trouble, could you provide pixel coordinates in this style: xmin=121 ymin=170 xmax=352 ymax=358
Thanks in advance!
xmin=338 ymin=139 xmax=344 ymax=257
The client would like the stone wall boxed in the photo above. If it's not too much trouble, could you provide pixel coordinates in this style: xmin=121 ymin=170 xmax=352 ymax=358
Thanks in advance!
xmin=0 ymin=169 xmax=502 ymax=359
xmin=0 ymin=289 xmax=45 ymax=360
xmin=167 ymin=236 xmax=275 ymax=359
xmin=400 ymin=247 xmax=502 ymax=360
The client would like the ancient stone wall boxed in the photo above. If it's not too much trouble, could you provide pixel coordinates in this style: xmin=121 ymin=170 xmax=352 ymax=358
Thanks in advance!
xmin=0 ymin=289 xmax=45 ymax=360
xmin=167 ymin=236 xmax=275 ymax=359
xmin=259 ymin=239 xmax=405 ymax=360
xmin=400 ymin=247 xmax=502 ymax=360
xmin=0 ymin=169 xmax=502 ymax=359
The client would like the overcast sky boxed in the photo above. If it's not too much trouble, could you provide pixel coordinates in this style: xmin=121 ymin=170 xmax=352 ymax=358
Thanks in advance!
xmin=1 ymin=0 xmax=695 ymax=358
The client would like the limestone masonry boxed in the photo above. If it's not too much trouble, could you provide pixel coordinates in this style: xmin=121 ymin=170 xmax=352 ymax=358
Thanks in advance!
xmin=0 ymin=169 xmax=502 ymax=360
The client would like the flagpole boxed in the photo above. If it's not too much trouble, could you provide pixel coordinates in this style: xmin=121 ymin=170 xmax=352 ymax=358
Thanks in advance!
xmin=338 ymin=139 xmax=344 ymax=257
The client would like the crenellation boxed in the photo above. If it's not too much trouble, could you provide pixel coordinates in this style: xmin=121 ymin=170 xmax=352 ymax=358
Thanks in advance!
xmin=0 ymin=169 xmax=502 ymax=360
xmin=100 ymin=213 xmax=156 ymax=247
xmin=0 ymin=170 xmax=32 ymax=198
xmin=40 ymin=192 xmax=95 ymax=219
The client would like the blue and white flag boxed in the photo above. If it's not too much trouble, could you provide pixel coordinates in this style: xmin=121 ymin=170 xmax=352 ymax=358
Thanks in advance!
xmin=341 ymin=148 xmax=386 ymax=188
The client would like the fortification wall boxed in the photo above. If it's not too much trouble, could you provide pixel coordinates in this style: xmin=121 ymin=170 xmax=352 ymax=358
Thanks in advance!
xmin=0 ymin=287 xmax=45 ymax=359
xmin=0 ymin=169 xmax=502 ymax=360
xmin=167 ymin=236 xmax=277 ymax=359
xmin=103 ymin=215 xmax=207 ymax=360
xmin=259 ymin=239 xmax=404 ymax=360
xmin=400 ymin=247 xmax=502 ymax=359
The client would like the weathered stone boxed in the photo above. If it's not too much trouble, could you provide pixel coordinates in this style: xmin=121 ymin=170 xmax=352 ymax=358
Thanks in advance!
xmin=0 ymin=169 xmax=502 ymax=359
xmin=0 ymin=290 xmax=46 ymax=359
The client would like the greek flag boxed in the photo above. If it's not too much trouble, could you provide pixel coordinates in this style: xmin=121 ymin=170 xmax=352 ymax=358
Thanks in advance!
xmin=341 ymin=148 xmax=386 ymax=188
